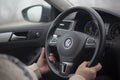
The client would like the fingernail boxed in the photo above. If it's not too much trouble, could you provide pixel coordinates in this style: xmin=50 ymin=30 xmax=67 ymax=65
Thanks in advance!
xmin=50 ymin=53 xmax=54 ymax=56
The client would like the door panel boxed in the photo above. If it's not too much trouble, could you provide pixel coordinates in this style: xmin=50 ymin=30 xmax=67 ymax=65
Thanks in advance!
xmin=0 ymin=22 xmax=51 ymax=65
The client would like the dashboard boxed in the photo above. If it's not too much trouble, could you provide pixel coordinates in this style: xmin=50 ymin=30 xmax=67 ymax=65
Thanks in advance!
xmin=57 ymin=9 xmax=120 ymax=41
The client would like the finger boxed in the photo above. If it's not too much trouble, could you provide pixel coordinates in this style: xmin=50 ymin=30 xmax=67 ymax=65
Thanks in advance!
xmin=80 ymin=61 xmax=89 ymax=67
xmin=91 ymin=63 xmax=102 ymax=72
xmin=49 ymin=53 xmax=54 ymax=56
xmin=49 ymin=57 xmax=55 ymax=63
xmin=94 ymin=63 xmax=102 ymax=71
xmin=49 ymin=53 xmax=56 ymax=63
xmin=49 ymin=53 xmax=55 ymax=59
xmin=40 ymin=48 xmax=45 ymax=58
xmin=49 ymin=56 xmax=55 ymax=61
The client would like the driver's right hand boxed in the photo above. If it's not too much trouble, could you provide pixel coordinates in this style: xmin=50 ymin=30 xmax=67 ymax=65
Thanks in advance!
xmin=75 ymin=61 xmax=102 ymax=80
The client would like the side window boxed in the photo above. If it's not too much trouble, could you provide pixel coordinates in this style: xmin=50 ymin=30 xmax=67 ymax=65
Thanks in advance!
xmin=22 ymin=0 xmax=52 ymax=23
xmin=0 ymin=0 xmax=51 ymax=25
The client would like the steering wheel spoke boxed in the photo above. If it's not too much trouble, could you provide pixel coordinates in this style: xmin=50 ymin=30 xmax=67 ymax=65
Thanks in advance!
xmin=49 ymin=34 xmax=58 ymax=46
xmin=60 ymin=62 xmax=73 ymax=75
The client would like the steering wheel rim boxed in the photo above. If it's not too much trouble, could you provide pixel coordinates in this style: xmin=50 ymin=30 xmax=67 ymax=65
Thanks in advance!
xmin=45 ymin=7 xmax=105 ymax=78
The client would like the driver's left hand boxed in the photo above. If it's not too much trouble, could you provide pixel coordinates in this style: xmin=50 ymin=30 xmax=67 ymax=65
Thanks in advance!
xmin=37 ymin=48 xmax=55 ymax=74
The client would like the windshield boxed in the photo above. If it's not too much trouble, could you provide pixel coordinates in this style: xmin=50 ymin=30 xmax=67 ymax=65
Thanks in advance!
xmin=68 ymin=0 xmax=120 ymax=10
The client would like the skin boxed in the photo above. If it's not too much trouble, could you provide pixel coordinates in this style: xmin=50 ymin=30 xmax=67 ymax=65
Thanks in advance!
xmin=37 ymin=48 xmax=102 ymax=80
xmin=75 ymin=62 xmax=102 ymax=80
xmin=37 ymin=48 xmax=55 ymax=74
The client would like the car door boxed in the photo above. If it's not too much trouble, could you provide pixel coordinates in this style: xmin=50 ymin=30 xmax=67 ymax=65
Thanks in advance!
xmin=0 ymin=0 xmax=57 ymax=65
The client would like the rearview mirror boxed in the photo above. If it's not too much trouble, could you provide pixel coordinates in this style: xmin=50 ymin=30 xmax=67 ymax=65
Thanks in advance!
xmin=22 ymin=5 xmax=51 ymax=22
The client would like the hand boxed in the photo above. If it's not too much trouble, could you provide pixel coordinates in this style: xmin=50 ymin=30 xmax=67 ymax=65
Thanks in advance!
xmin=37 ymin=48 xmax=55 ymax=74
xmin=75 ymin=61 xmax=102 ymax=80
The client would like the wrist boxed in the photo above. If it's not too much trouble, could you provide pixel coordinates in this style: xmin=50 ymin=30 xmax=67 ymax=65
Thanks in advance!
xmin=69 ymin=74 xmax=86 ymax=80
xmin=28 ymin=63 xmax=42 ymax=79
xmin=36 ymin=63 xmax=45 ymax=75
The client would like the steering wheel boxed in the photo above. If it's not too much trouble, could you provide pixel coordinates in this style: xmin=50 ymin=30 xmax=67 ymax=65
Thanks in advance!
xmin=45 ymin=7 xmax=105 ymax=78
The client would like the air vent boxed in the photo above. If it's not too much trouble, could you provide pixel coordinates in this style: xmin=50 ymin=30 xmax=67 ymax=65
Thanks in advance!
xmin=58 ymin=20 xmax=75 ymax=29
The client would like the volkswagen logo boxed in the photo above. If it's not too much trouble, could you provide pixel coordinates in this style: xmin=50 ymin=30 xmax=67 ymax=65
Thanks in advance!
xmin=64 ymin=38 xmax=73 ymax=49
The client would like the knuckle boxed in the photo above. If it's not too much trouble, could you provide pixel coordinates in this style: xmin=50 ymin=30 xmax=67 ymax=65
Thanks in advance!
xmin=91 ymin=70 xmax=96 ymax=74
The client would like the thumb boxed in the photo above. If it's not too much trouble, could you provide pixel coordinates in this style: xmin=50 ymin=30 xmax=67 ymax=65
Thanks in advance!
xmin=40 ymin=48 xmax=45 ymax=59
xmin=80 ymin=61 xmax=89 ymax=67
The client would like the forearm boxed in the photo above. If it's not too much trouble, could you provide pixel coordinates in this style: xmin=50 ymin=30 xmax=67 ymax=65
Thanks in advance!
xmin=69 ymin=75 xmax=86 ymax=80
xmin=27 ymin=63 xmax=42 ymax=79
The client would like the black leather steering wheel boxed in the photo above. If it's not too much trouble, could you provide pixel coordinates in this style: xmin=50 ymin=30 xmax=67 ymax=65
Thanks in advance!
xmin=45 ymin=7 xmax=105 ymax=78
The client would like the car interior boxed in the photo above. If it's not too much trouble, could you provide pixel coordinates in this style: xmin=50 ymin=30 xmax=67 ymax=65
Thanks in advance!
xmin=0 ymin=0 xmax=120 ymax=80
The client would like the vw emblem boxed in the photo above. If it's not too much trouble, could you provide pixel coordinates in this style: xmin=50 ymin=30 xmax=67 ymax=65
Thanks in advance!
xmin=64 ymin=38 xmax=73 ymax=49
